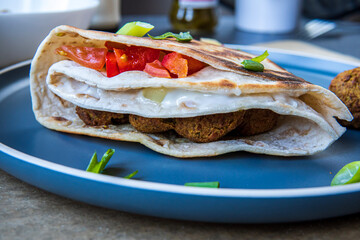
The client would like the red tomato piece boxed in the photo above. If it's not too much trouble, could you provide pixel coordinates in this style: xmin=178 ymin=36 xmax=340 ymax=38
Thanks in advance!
xmin=56 ymin=45 xmax=107 ymax=70
xmin=106 ymin=52 xmax=120 ymax=77
xmin=104 ymin=41 xmax=127 ymax=50
xmin=114 ymin=46 xmax=160 ymax=73
xmin=158 ymin=51 xmax=167 ymax=62
xmin=113 ymin=48 xmax=132 ymax=73
xmin=161 ymin=52 xmax=188 ymax=78
xmin=183 ymin=56 xmax=207 ymax=75
xmin=144 ymin=60 xmax=171 ymax=78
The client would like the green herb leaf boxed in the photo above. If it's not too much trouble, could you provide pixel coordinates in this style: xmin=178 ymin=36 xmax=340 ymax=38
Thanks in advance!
xmin=86 ymin=149 xmax=115 ymax=173
xmin=116 ymin=21 xmax=154 ymax=37
xmin=241 ymin=60 xmax=264 ymax=72
xmin=184 ymin=181 xmax=220 ymax=188
xmin=331 ymin=161 xmax=360 ymax=186
xmin=241 ymin=50 xmax=269 ymax=72
xmin=124 ymin=170 xmax=139 ymax=179
xmin=251 ymin=50 xmax=269 ymax=63
xmin=148 ymin=32 xmax=193 ymax=42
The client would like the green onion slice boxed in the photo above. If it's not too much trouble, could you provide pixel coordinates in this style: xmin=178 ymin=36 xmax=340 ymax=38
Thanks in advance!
xmin=86 ymin=149 xmax=115 ymax=173
xmin=241 ymin=50 xmax=269 ymax=72
xmin=142 ymin=87 xmax=169 ymax=104
xmin=116 ymin=21 xmax=154 ymax=37
xmin=148 ymin=31 xmax=193 ymax=42
xmin=184 ymin=181 xmax=220 ymax=188
xmin=241 ymin=60 xmax=264 ymax=72
xmin=331 ymin=161 xmax=360 ymax=186
xmin=124 ymin=170 xmax=139 ymax=179
xmin=251 ymin=50 xmax=269 ymax=63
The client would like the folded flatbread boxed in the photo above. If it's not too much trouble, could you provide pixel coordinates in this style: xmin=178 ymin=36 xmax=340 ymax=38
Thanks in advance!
xmin=30 ymin=25 xmax=352 ymax=157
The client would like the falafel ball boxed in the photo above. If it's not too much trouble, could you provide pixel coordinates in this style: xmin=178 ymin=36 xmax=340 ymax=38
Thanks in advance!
xmin=174 ymin=111 xmax=245 ymax=143
xmin=76 ymin=106 xmax=129 ymax=126
xmin=129 ymin=115 xmax=174 ymax=133
xmin=234 ymin=109 xmax=279 ymax=136
xmin=329 ymin=67 xmax=360 ymax=129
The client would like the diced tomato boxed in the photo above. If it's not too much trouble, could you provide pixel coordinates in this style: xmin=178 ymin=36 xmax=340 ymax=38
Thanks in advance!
xmin=158 ymin=51 xmax=167 ymax=62
xmin=104 ymin=41 xmax=127 ymax=50
xmin=113 ymin=46 xmax=160 ymax=73
xmin=161 ymin=52 xmax=188 ymax=78
xmin=113 ymin=48 xmax=131 ymax=73
xmin=144 ymin=60 xmax=171 ymax=78
xmin=56 ymin=45 xmax=107 ymax=70
xmin=106 ymin=52 xmax=120 ymax=77
xmin=183 ymin=56 xmax=207 ymax=75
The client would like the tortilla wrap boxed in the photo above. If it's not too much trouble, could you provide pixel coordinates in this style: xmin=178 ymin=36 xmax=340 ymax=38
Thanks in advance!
xmin=30 ymin=25 xmax=352 ymax=157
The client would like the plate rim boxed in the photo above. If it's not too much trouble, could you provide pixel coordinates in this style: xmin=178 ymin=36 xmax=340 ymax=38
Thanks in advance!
xmin=1 ymin=47 xmax=360 ymax=199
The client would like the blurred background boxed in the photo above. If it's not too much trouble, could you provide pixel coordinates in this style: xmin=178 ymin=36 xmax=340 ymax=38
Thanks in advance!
xmin=1 ymin=0 xmax=360 ymax=68
xmin=122 ymin=0 xmax=360 ymax=20
xmin=91 ymin=0 xmax=360 ymax=63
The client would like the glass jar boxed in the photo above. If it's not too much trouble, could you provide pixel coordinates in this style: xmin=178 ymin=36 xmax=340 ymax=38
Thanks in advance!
xmin=170 ymin=0 xmax=218 ymax=34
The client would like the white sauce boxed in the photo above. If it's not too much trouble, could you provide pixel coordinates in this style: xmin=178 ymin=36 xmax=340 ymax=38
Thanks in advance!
xmin=45 ymin=60 xmax=323 ymax=124
xmin=160 ymin=89 xmax=241 ymax=112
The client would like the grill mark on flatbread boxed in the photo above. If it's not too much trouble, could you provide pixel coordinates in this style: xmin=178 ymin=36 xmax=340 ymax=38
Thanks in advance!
xmin=150 ymin=137 xmax=169 ymax=147
xmin=76 ymin=93 xmax=100 ymax=100
xmin=50 ymin=116 xmax=72 ymax=126
xmin=51 ymin=116 xmax=68 ymax=122
xmin=163 ymin=42 xmax=305 ymax=84
xmin=54 ymin=27 xmax=307 ymax=85
xmin=248 ymin=69 xmax=307 ymax=84
xmin=197 ymin=79 xmax=238 ymax=90
xmin=219 ymin=79 xmax=237 ymax=88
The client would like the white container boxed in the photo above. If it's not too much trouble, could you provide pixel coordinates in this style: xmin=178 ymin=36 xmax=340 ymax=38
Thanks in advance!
xmin=90 ymin=0 xmax=121 ymax=30
xmin=0 ymin=0 xmax=99 ymax=68
xmin=235 ymin=0 xmax=302 ymax=34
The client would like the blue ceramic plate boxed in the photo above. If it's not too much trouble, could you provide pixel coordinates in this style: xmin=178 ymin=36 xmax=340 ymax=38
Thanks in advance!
xmin=1 ymin=46 xmax=360 ymax=223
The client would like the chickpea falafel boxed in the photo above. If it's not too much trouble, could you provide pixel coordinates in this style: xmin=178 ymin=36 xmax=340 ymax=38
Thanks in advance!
xmin=76 ymin=106 xmax=129 ymax=126
xmin=174 ymin=111 xmax=245 ymax=143
xmin=329 ymin=67 xmax=360 ymax=129
xmin=75 ymin=106 xmax=280 ymax=143
xmin=129 ymin=115 xmax=174 ymax=133
xmin=234 ymin=109 xmax=279 ymax=136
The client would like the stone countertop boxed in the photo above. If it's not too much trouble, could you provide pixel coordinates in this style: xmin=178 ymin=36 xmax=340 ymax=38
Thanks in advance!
xmin=2 ymin=169 xmax=360 ymax=240
xmin=1 ymin=15 xmax=360 ymax=239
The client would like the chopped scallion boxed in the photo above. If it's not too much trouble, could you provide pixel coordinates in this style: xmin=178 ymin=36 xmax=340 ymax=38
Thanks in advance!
xmin=241 ymin=60 xmax=264 ymax=72
xmin=116 ymin=21 xmax=154 ymax=37
xmin=148 ymin=31 xmax=193 ymax=42
xmin=124 ymin=170 xmax=139 ymax=179
xmin=251 ymin=50 xmax=269 ymax=63
xmin=86 ymin=149 xmax=115 ymax=173
xmin=241 ymin=50 xmax=269 ymax=72
xmin=185 ymin=181 xmax=220 ymax=188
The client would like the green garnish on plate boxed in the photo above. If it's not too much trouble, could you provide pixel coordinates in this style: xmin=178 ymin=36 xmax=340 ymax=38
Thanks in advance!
xmin=241 ymin=50 xmax=269 ymax=72
xmin=185 ymin=181 xmax=220 ymax=188
xmin=116 ymin=21 xmax=154 ymax=37
xmin=86 ymin=149 xmax=115 ymax=173
xmin=331 ymin=161 xmax=360 ymax=186
xmin=86 ymin=149 xmax=138 ymax=179
xmin=124 ymin=170 xmax=139 ymax=179
xmin=148 ymin=31 xmax=193 ymax=42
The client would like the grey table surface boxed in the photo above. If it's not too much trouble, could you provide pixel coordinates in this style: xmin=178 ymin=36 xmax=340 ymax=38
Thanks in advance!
xmin=1 ymin=15 xmax=360 ymax=240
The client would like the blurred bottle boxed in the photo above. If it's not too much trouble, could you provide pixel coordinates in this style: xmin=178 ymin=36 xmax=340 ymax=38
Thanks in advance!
xmin=170 ymin=0 xmax=218 ymax=34
xmin=90 ymin=0 xmax=121 ymax=32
